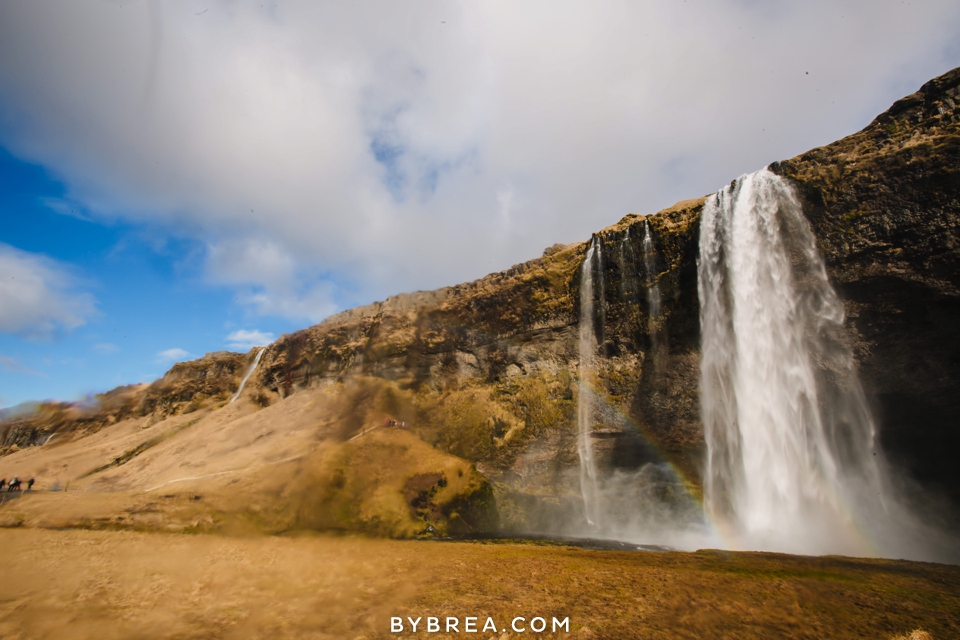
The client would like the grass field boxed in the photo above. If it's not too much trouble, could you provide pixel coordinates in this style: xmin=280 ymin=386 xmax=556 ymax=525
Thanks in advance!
xmin=0 ymin=528 xmax=956 ymax=639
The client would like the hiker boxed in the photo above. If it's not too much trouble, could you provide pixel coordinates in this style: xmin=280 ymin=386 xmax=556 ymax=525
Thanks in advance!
xmin=0 ymin=479 xmax=5 ymax=491
xmin=27 ymin=478 xmax=34 ymax=491
xmin=8 ymin=478 xmax=20 ymax=492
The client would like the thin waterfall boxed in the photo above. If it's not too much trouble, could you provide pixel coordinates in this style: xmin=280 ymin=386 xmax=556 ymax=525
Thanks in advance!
xmin=618 ymin=228 xmax=630 ymax=300
xmin=642 ymin=220 xmax=664 ymax=370
xmin=577 ymin=237 xmax=602 ymax=527
xmin=697 ymin=168 xmax=939 ymax=559
xmin=231 ymin=348 xmax=266 ymax=404
xmin=596 ymin=239 xmax=606 ymax=352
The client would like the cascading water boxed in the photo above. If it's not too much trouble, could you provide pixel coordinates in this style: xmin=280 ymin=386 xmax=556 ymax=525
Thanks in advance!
xmin=618 ymin=228 xmax=632 ymax=301
xmin=571 ymin=231 xmax=705 ymax=545
xmin=642 ymin=220 xmax=661 ymax=324
xmin=231 ymin=348 xmax=266 ymax=404
xmin=642 ymin=220 xmax=665 ymax=371
xmin=577 ymin=238 xmax=602 ymax=527
xmin=698 ymin=168 xmax=944 ymax=560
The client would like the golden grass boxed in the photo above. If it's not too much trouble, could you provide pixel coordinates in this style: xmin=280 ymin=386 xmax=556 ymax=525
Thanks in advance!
xmin=891 ymin=631 xmax=933 ymax=640
xmin=0 ymin=529 xmax=957 ymax=639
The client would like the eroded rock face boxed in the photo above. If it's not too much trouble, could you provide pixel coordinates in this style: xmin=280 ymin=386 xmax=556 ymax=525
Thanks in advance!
xmin=249 ymin=66 xmax=960 ymax=513
xmin=4 ymin=66 xmax=959 ymax=528
xmin=137 ymin=351 xmax=249 ymax=416
xmin=248 ymin=201 xmax=708 ymax=516
xmin=0 ymin=351 xmax=254 ymax=452
xmin=771 ymin=66 xmax=960 ymax=502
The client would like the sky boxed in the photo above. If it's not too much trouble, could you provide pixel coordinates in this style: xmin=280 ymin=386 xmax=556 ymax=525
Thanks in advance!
xmin=1 ymin=0 xmax=959 ymax=409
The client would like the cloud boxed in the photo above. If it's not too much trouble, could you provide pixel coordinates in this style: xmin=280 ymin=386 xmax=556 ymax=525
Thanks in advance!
xmin=93 ymin=342 xmax=119 ymax=354
xmin=0 ymin=1 xmax=958 ymax=319
xmin=226 ymin=329 xmax=275 ymax=351
xmin=40 ymin=196 xmax=92 ymax=222
xmin=207 ymin=238 xmax=338 ymax=322
xmin=157 ymin=348 xmax=191 ymax=362
xmin=0 ymin=353 xmax=45 ymax=377
xmin=0 ymin=243 xmax=97 ymax=339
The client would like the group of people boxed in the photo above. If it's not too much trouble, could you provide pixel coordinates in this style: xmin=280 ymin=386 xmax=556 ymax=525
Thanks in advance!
xmin=356 ymin=417 xmax=411 ymax=439
xmin=0 ymin=477 xmax=34 ymax=492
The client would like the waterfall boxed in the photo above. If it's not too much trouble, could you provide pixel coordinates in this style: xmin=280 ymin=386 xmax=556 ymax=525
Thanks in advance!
xmin=697 ymin=168 xmax=937 ymax=558
xmin=618 ymin=228 xmax=631 ymax=300
xmin=642 ymin=220 xmax=664 ymax=370
xmin=595 ymin=239 xmax=607 ymax=350
xmin=231 ymin=348 xmax=266 ymax=404
xmin=577 ymin=237 xmax=602 ymax=526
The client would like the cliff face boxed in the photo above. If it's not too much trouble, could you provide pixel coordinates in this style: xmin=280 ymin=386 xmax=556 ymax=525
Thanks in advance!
xmin=3 ymin=67 xmax=959 ymax=530
xmin=250 ymin=66 xmax=960 ymax=515
xmin=0 ymin=351 xmax=249 ymax=454
xmin=772 ymin=67 xmax=960 ymax=501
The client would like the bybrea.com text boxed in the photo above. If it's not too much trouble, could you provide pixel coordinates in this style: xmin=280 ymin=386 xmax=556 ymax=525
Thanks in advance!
xmin=391 ymin=616 xmax=570 ymax=634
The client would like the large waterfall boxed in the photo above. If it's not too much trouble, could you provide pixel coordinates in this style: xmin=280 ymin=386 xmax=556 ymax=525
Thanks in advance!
xmin=561 ymin=167 xmax=949 ymax=559
xmin=577 ymin=237 xmax=602 ymax=527
xmin=698 ymin=168 xmax=943 ymax=559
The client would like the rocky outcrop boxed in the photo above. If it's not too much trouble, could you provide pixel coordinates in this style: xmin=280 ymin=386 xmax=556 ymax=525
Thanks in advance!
xmin=136 ymin=350 xmax=249 ymax=416
xmin=0 ymin=384 xmax=145 ymax=454
xmin=293 ymin=428 xmax=499 ymax=537
xmin=248 ymin=66 xmax=960 ymax=511
xmin=771 ymin=66 xmax=960 ymax=502
xmin=0 ymin=350 xmax=254 ymax=452
xmin=4 ymin=66 xmax=959 ymax=526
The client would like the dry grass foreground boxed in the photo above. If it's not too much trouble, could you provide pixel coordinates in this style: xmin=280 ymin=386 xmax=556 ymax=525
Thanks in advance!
xmin=0 ymin=528 xmax=956 ymax=639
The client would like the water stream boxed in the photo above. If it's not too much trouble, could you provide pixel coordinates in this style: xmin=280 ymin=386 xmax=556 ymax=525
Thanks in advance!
xmin=697 ymin=168 xmax=941 ymax=558
xmin=642 ymin=220 xmax=665 ymax=372
xmin=577 ymin=238 xmax=602 ymax=526
xmin=230 ymin=348 xmax=266 ymax=404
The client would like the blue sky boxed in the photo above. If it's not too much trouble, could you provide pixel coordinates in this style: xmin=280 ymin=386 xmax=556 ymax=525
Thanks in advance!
xmin=0 ymin=147 xmax=301 ymax=406
xmin=1 ymin=1 xmax=959 ymax=408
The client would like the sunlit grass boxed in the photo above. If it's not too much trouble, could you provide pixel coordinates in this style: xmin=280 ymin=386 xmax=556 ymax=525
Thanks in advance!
xmin=0 ymin=529 xmax=957 ymax=639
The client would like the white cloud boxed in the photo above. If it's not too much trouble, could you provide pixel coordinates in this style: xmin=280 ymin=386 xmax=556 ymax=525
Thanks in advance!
xmin=0 ymin=353 xmax=44 ymax=377
xmin=157 ymin=348 xmax=191 ymax=362
xmin=93 ymin=343 xmax=119 ymax=354
xmin=207 ymin=238 xmax=338 ymax=322
xmin=226 ymin=329 xmax=275 ymax=351
xmin=0 ymin=1 xmax=958 ymax=319
xmin=40 ymin=197 xmax=91 ymax=222
xmin=0 ymin=243 xmax=97 ymax=339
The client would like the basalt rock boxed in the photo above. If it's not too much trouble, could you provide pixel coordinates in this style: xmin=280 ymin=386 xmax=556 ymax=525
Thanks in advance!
xmin=248 ymin=66 xmax=960 ymax=510
xmin=0 ymin=350 xmax=255 ymax=451
xmin=770 ymin=66 xmax=960 ymax=502
xmin=4 ymin=66 xmax=960 ymax=522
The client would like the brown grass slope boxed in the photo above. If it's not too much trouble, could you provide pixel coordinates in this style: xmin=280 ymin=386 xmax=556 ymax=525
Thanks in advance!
xmin=2 ymin=66 xmax=959 ymax=533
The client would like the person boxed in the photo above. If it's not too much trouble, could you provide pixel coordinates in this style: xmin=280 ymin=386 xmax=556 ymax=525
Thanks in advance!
xmin=8 ymin=478 xmax=20 ymax=492
xmin=0 ymin=478 xmax=5 ymax=491
xmin=27 ymin=478 xmax=34 ymax=491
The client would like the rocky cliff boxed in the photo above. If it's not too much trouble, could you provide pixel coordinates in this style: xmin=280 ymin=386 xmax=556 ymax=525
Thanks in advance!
xmin=248 ymin=65 xmax=960 ymax=517
xmin=0 ymin=351 xmax=249 ymax=456
xmin=3 ymin=66 xmax=959 ymax=532
xmin=771 ymin=69 xmax=960 ymax=502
